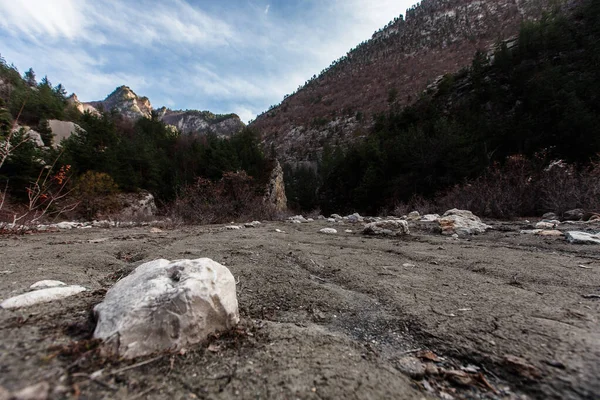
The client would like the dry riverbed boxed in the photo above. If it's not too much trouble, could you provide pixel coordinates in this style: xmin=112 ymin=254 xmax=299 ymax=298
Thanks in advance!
xmin=0 ymin=219 xmax=599 ymax=399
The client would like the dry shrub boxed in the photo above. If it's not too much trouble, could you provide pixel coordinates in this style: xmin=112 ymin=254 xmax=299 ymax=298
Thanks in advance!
xmin=171 ymin=171 xmax=277 ymax=225
xmin=76 ymin=171 xmax=120 ymax=220
xmin=436 ymin=156 xmax=600 ymax=218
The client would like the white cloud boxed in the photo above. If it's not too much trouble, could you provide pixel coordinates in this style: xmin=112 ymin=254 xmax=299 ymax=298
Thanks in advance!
xmin=0 ymin=0 xmax=420 ymax=119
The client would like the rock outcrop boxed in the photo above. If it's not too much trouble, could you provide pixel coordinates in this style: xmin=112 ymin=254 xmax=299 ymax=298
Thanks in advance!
xmin=78 ymin=87 xmax=245 ymax=138
xmin=264 ymin=160 xmax=288 ymax=211
xmin=93 ymin=258 xmax=239 ymax=358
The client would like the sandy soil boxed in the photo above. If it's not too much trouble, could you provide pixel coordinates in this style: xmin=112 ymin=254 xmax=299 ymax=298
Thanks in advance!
xmin=1 ymin=219 xmax=599 ymax=399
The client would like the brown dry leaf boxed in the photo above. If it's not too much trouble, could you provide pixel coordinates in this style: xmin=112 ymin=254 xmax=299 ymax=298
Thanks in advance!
xmin=503 ymin=355 xmax=541 ymax=380
xmin=416 ymin=350 xmax=440 ymax=362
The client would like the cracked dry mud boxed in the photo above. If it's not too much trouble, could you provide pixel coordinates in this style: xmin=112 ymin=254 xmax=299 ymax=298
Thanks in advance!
xmin=1 ymin=220 xmax=599 ymax=399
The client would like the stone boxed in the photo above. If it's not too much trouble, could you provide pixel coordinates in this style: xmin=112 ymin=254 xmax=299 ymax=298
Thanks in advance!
xmin=536 ymin=230 xmax=563 ymax=237
xmin=1 ymin=286 xmax=87 ymax=309
xmin=345 ymin=230 xmax=353 ymax=233
xmin=119 ymin=191 xmax=157 ymax=217
xmin=420 ymin=214 xmax=440 ymax=222
xmin=535 ymin=221 xmax=557 ymax=229
xmin=264 ymin=160 xmax=288 ymax=211
xmin=363 ymin=220 xmax=410 ymax=236
xmin=319 ymin=228 xmax=337 ymax=234
xmin=29 ymin=280 xmax=66 ymax=290
xmin=563 ymin=209 xmax=585 ymax=221
xmin=439 ymin=209 xmax=490 ymax=236
xmin=346 ymin=213 xmax=363 ymax=223
xmin=407 ymin=211 xmax=421 ymax=221
xmin=25 ymin=129 xmax=45 ymax=147
xmin=93 ymin=258 xmax=239 ymax=359
xmin=288 ymin=215 xmax=307 ymax=223
xmin=327 ymin=218 xmax=336 ymax=223
xmin=244 ymin=221 xmax=261 ymax=228
xmin=542 ymin=212 xmax=559 ymax=220
xmin=225 ymin=225 xmax=242 ymax=230
xmin=565 ymin=231 xmax=600 ymax=245
xmin=54 ymin=221 xmax=79 ymax=230
xmin=330 ymin=214 xmax=342 ymax=220
xmin=275 ymin=229 xmax=285 ymax=233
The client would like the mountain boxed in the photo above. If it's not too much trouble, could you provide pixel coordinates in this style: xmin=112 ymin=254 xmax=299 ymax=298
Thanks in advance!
xmin=250 ymin=0 xmax=567 ymax=165
xmin=71 ymin=86 xmax=245 ymax=138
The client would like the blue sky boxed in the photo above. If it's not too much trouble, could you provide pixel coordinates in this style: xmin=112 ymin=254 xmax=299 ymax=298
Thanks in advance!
xmin=0 ymin=0 xmax=418 ymax=123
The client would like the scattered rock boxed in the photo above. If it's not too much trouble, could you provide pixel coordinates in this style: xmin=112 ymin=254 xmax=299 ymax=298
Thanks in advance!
xmin=420 ymin=214 xmax=440 ymax=222
xmin=406 ymin=211 xmax=421 ymax=221
xmin=93 ymin=258 xmax=239 ymax=358
xmin=225 ymin=225 xmax=242 ymax=230
xmin=150 ymin=227 xmax=163 ymax=233
xmin=542 ymin=212 xmax=559 ymax=220
xmin=29 ymin=280 xmax=66 ymax=290
xmin=402 ymin=263 xmax=416 ymax=268
xmin=327 ymin=218 xmax=336 ymax=223
xmin=1 ymin=286 xmax=87 ymax=309
xmin=288 ymin=215 xmax=307 ymax=223
xmin=537 ymin=230 xmax=563 ymax=237
xmin=345 ymin=230 xmax=353 ymax=233
xmin=119 ymin=191 xmax=157 ymax=217
xmin=535 ymin=221 xmax=558 ymax=229
xmin=363 ymin=220 xmax=410 ymax=236
xmin=330 ymin=214 xmax=342 ymax=220
xmin=275 ymin=229 xmax=285 ymax=233
xmin=319 ymin=228 xmax=337 ymax=234
xmin=439 ymin=209 xmax=490 ymax=236
xmin=346 ymin=213 xmax=363 ymax=223
xmin=565 ymin=231 xmax=600 ymax=245
xmin=244 ymin=221 xmax=261 ymax=228
xmin=563 ymin=209 xmax=585 ymax=221
xmin=55 ymin=222 xmax=79 ymax=230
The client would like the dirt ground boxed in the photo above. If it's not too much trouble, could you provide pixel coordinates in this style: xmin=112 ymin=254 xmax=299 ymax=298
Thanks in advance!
xmin=1 ymin=219 xmax=599 ymax=399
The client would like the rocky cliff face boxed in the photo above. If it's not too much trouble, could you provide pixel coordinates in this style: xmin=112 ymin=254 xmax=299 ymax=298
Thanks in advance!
xmin=251 ymin=0 xmax=565 ymax=164
xmin=78 ymin=87 xmax=244 ymax=138
xmin=157 ymin=108 xmax=245 ymax=138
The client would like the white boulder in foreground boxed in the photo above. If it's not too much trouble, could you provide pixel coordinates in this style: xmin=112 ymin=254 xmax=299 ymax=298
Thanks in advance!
xmin=1 ymin=286 xmax=86 ymax=309
xmin=565 ymin=231 xmax=600 ymax=244
xmin=363 ymin=220 xmax=410 ymax=236
xmin=439 ymin=209 xmax=491 ymax=236
xmin=93 ymin=258 xmax=239 ymax=359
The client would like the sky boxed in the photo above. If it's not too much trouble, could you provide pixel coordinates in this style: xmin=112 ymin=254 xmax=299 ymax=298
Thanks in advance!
xmin=0 ymin=0 xmax=418 ymax=123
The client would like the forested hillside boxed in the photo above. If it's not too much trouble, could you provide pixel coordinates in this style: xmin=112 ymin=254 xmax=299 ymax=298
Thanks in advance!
xmin=285 ymin=0 xmax=600 ymax=216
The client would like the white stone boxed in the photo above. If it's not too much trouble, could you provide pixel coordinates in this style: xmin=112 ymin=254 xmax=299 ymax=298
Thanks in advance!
xmin=275 ymin=229 xmax=285 ymax=233
xmin=420 ymin=214 xmax=440 ymax=222
xmin=244 ymin=221 xmax=261 ymax=228
xmin=1 ymin=286 xmax=87 ymax=309
xmin=565 ymin=231 xmax=600 ymax=245
xmin=327 ymin=218 xmax=336 ymax=223
xmin=29 ymin=280 xmax=66 ymax=290
xmin=288 ymin=215 xmax=307 ymax=223
xmin=345 ymin=230 xmax=353 ymax=233
xmin=363 ymin=220 xmax=410 ymax=236
xmin=536 ymin=221 xmax=557 ymax=229
xmin=407 ymin=211 xmax=421 ymax=221
xmin=346 ymin=213 xmax=363 ymax=223
xmin=93 ymin=258 xmax=239 ymax=359
xmin=439 ymin=209 xmax=490 ymax=236
xmin=330 ymin=214 xmax=342 ymax=220
xmin=319 ymin=228 xmax=337 ymax=234
xmin=225 ymin=225 xmax=242 ymax=230
xmin=55 ymin=221 xmax=79 ymax=230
